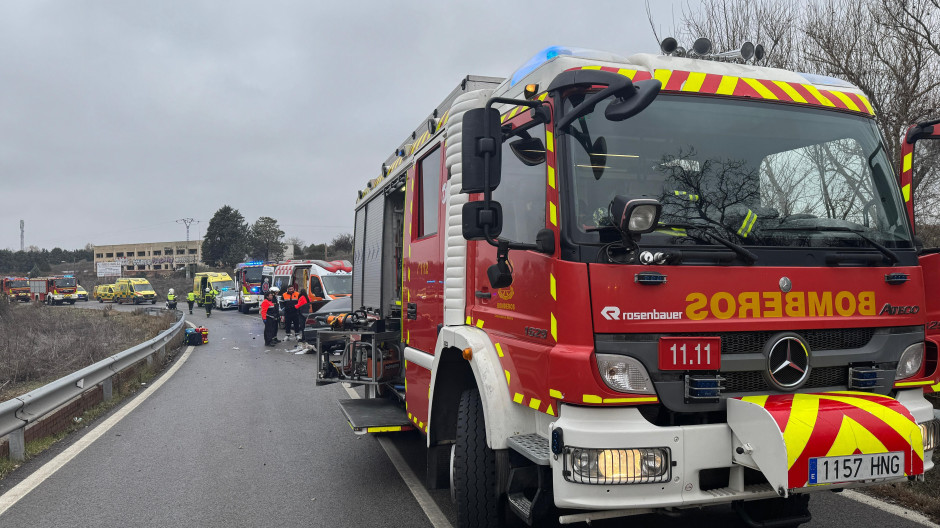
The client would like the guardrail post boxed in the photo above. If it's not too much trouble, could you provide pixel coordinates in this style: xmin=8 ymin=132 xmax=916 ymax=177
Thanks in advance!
xmin=102 ymin=377 xmax=113 ymax=401
xmin=9 ymin=427 xmax=25 ymax=461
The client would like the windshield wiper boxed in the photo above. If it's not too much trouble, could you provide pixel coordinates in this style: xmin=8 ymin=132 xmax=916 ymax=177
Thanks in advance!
xmin=764 ymin=226 xmax=899 ymax=265
xmin=658 ymin=222 xmax=758 ymax=264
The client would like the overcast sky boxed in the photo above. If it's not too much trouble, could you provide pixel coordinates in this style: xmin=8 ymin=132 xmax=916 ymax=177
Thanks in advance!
xmin=0 ymin=0 xmax=686 ymax=251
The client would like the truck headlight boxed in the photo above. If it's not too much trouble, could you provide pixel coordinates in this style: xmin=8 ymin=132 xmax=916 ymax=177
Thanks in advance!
xmin=595 ymin=354 xmax=654 ymax=394
xmin=564 ymin=447 xmax=670 ymax=484
xmin=920 ymin=419 xmax=940 ymax=451
xmin=896 ymin=343 xmax=924 ymax=380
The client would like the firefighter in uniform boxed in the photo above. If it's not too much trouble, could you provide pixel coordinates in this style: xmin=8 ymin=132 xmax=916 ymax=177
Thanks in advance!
xmin=281 ymin=284 xmax=300 ymax=340
xmin=187 ymin=291 xmax=196 ymax=314
xmin=204 ymin=287 xmax=216 ymax=317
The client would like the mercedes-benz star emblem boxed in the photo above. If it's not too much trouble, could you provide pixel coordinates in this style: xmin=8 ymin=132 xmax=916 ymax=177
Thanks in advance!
xmin=763 ymin=334 xmax=811 ymax=391
xmin=779 ymin=277 xmax=792 ymax=293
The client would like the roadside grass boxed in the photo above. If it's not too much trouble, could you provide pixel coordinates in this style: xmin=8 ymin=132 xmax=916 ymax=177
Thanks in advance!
xmin=0 ymin=359 xmax=164 ymax=481
xmin=0 ymin=302 xmax=175 ymax=401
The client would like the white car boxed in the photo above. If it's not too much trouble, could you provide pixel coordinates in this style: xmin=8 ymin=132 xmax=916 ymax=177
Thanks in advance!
xmin=215 ymin=289 xmax=238 ymax=310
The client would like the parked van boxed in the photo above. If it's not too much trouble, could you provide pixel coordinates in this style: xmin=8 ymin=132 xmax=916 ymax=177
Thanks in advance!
xmin=192 ymin=272 xmax=236 ymax=308
xmin=114 ymin=278 xmax=157 ymax=304
xmin=93 ymin=284 xmax=117 ymax=303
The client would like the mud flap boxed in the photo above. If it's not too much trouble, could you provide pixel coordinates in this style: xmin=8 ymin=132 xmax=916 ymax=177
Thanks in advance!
xmin=727 ymin=391 xmax=924 ymax=494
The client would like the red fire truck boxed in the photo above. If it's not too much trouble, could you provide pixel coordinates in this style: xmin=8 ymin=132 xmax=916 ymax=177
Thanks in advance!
xmin=29 ymin=276 xmax=79 ymax=305
xmin=2 ymin=277 xmax=31 ymax=302
xmin=316 ymin=42 xmax=940 ymax=527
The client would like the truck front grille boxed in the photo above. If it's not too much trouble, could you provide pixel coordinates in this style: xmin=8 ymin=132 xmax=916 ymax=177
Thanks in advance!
xmin=724 ymin=366 xmax=848 ymax=393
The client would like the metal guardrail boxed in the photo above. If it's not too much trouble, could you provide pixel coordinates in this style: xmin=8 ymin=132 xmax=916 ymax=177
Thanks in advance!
xmin=0 ymin=308 xmax=185 ymax=460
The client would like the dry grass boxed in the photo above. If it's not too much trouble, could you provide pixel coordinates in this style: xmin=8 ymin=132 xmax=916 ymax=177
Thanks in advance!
xmin=0 ymin=302 xmax=176 ymax=401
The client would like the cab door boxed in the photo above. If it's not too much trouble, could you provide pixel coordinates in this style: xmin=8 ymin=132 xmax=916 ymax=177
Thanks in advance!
xmin=904 ymin=120 xmax=940 ymax=344
xmin=403 ymin=143 xmax=445 ymax=354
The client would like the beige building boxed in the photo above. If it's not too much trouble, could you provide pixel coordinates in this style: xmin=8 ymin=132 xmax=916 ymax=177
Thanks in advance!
xmin=93 ymin=240 xmax=203 ymax=273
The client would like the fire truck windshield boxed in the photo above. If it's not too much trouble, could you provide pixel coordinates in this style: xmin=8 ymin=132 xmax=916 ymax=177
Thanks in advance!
xmin=55 ymin=278 xmax=76 ymax=288
xmin=243 ymin=267 xmax=263 ymax=283
xmin=563 ymin=94 xmax=912 ymax=253
xmin=321 ymin=275 xmax=352 ymax=296
xmin=9 ymin=280 xmax=28 ymax=288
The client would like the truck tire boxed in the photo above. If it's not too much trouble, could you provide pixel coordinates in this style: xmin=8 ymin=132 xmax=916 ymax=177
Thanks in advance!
xmin=151 ymin=300 xmax=156 ymax=304
xmin=453 ymin=388 xmax=503 ymax=528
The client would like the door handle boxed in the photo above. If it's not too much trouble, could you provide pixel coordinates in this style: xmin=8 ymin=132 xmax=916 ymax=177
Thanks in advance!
xmin=475 ymin=291 xmax=492 ymax=299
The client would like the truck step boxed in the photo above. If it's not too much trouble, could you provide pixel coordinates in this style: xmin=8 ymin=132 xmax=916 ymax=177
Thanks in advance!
xmin=508 ymin=433 xmax=550 ymax=465
xmin=338 ymin=398 xmax=414 ymax=435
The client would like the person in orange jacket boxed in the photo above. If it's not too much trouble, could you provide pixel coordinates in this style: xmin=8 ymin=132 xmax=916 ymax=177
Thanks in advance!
xmin=281 ymin=284 xmax=301 ymax=341
xmin=260 ymin=288 xmax=280 ymax=346
xmin=294 ymin=288 xmax=312 ymax=341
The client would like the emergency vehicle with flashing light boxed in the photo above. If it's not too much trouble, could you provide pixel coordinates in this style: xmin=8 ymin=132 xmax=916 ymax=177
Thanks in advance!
xmin=2 ymin=277 xmax=31 ymax=302
xmin=316 ymin=41 xmax=940 ymax=527
xmin=29 ymin=276 xmax=78 ymax=305
xmin=192 ymin=272 xmax=235 ymax=308
xmin=233 ymin=261 xmax=272 ymax=314
xmin=270 ymin=259 xmax=352 ymax=313
xmin=113 ymin=277 xmax=157 ymax=304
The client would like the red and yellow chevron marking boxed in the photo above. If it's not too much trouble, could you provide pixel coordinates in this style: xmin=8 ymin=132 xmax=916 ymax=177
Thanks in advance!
xmin=739 ymin=391 xmax=923 ymax=488
xmin=568 ymin=66 xmax=875 ymax=116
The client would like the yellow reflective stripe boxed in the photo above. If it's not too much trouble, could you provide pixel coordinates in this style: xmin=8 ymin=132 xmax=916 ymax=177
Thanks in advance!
xmin=466 ymin=316 xmax=471 ymax=325
xmin=894 ymin=380 xmax=933 ymax=387
xmin=548 ymin=166 xmax=555 ymax=189
xmin=741 ymin=395 xmax=769 ymax=407
xmin=617 ymin=68 xmax=637 ymax=79
xmin=550 ymin=389 xmax=564 ymax=399
xmin=826 ymin=416 xmax=888 ymax=457
xmin=546 ymin=405 xmax=555 ymax=416
xmin=582 ymin=65 xmax=602 ymax=70
xmin=513 ymin=393 xmax=524 ymax=403
xmin=538 ymin=93 xmax=548 ymax=101
xmin=743 ymin=78 xmax=777 ymax=100
xmin=603 ymin=397 xmax=658 ymax=403
xmin=773 ymin=81 xmax=807 ymax=103
xmin=495 ymin=343 xmax=504 ymax=357
xmin=583 ymin=394 xmax=602 ymax=404
xmin=682 ymin=71 xmax=707 ymax=92
xmin=550 ymin=202 xmax=557 ymax=226
xmin=903 ymin=152 xmax=912 ymax=173
xmin=716 ymin=76 xmax=738 ymax=95
xmin=821 ymin=394 xmax=922 ymax=456
xmin=546 ymin=130 xmax=554 ymax=153
xmin=550 ymin=313 xmax=557 ymax=341
xmin=783 ymin=394 xmax=820 ymax=469
xmin=550 ymin=273 xmax=556 ymax=300
xmin=366 ymin=426 xmax=403 ymax=433
xmin=830 ymin=90 xmax=860 ymax=112
xmin=857 ymin=94 xmax=874 ymax=114
xmin=654 ymin=69 xmax=672 ymax=87
xmin=505 ymin=370 xmax=511 ymax=385
xmin=475 ymin=319 xmax=484 ymax=328
xmin=802 ymin=84 xmax=835 ymax=107
xmin=903 ymin=184 xmax=911 ymax=202
xmin=529 ymin=398 xmax=541 ymax=410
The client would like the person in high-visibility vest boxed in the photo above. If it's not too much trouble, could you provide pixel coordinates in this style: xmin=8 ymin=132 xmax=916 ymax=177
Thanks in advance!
xmin=204 ymin=288 xmax=216 ymax=317
xmin=281 ymin=284 xmax=301 ymax=340
xmin=186 ymin=291 xmax=196 ymax=314
xmin=166 ymin=288 xmax=177 ymax=310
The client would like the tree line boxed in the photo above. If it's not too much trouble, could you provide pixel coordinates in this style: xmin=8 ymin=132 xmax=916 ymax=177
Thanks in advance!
xmin=0 ymin=246 xmax=93 ymax=276
xmin=200 ymin=205 xmax=352 ymax=268
xmin=651 ymin=0 xmax=940 ymax=243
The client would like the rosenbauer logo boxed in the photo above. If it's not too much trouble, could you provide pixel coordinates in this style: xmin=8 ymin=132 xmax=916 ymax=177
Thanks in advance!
xmin=601 ymin=307 xmax=684 ymax=321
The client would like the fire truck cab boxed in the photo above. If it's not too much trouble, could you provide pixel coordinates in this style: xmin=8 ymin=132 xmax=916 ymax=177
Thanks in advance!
xmin=322 ymin=44 xmax=940 ymax=527
xmin=2 ymin=277 xmax=31 ymax=302
xmin=29 ymin=276 xmax=78 ymax=305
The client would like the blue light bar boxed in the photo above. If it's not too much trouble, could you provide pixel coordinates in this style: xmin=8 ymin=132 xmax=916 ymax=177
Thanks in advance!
xmin=508 ymin=46 xmax=631 ymax=88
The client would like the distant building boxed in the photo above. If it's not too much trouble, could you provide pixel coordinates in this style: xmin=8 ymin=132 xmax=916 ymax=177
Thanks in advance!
xmin=93 ymin=240 xmax=203 ymax=273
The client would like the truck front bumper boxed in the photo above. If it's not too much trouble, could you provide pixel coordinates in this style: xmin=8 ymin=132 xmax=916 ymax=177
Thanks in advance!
xmin=550 ymin=389 xmax=935 ymax=510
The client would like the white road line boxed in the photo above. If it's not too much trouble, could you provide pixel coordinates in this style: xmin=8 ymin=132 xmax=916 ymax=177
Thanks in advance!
xmin=842 ymin=490 xmax=940 ymax=527
xmin=0 ymin=345 xmax=196 ymax=517
xmin=343 ymin=385 xmax=454 ymax=528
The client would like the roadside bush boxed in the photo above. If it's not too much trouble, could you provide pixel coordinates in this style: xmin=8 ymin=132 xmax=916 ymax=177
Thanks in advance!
xmin=0 ymin=304 xmax=176 ymax=400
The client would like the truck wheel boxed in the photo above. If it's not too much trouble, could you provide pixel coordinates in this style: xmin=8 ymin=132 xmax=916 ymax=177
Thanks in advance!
xmin=453 ymin=388 xmax=504 ymax=528
xmin=151 ymin=300 xmax=156 ymax=304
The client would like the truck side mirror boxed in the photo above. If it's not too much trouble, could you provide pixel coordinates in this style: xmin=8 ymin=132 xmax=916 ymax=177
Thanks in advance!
xmin=461 ymin=107 xmax=502 ymax=194
xmin=462 ymin=201 xmax=502 ymax=240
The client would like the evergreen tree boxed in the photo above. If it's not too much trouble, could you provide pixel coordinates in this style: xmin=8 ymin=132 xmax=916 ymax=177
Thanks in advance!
xmin=201 ymin=206 xmax=250 ymax=268
xmin=249 ymin=217 xmax=286 ymax=261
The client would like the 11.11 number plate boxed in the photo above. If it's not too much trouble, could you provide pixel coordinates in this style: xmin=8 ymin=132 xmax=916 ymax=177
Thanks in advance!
xmin=808 ymin=452 xmax=904 ymax=484
xmin=658 ymin=337 xmax=721 ymax=370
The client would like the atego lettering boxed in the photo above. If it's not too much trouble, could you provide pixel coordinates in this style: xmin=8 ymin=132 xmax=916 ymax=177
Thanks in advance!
xmin=685 ymin=291 xmax=877 ymax=321
xmin=878 ymin=303 xmax=920 ymax=315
